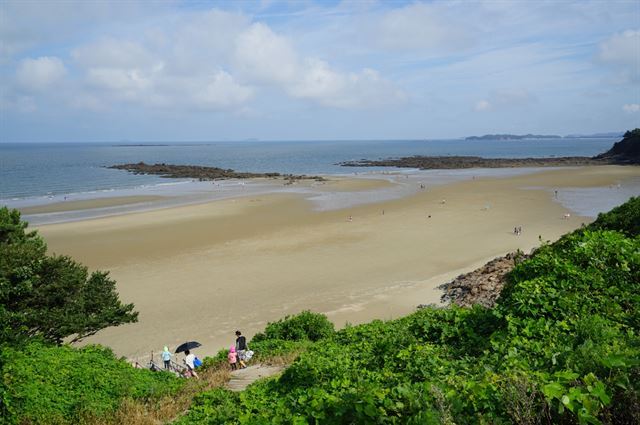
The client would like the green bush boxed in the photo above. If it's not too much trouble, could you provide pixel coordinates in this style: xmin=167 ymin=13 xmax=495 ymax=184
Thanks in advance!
xmin=179 ymin=197 xmax=640 ymax=424
xmin=0 ymin=342 xmax=182 ymax=424
xmin=587 ymin=196 xmax=640 ymax=236
xmin=251 ymin=310 xmax=335 ymax=343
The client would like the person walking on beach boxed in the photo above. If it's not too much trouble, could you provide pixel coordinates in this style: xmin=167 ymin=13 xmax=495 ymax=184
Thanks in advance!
xmin=228 ymin=346 xmax=238 ymax=371
xmin=161 ymin=346 xmax=172 ymax=370
xmin=184 ymin=350 xmax=200 ymax=379
xmin=235 ymin=330 xmax=248 ymax=369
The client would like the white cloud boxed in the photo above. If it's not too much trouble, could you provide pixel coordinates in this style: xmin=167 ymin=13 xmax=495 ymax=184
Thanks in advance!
xmin=71 ymin=29 xmax=253 ymax=110
xmin=474 ymin=100 xmax=491 ymax=111
xmin=234 ymin=23 xmax=299 ymax=84
xmin=189 ymin=70 xmax=254 ymax=109
xmin=16 ymin=56 xmax=66 ymax=91
xmin=57 ymin=10 xmax=404 ymax=112
xmin=371 ymin=2 xmax=473 ymax=52
xmin=623 ymin=103 xmax=640 ymax=113
xmin=290 ymin=60 xmax=406 ymax=108
xmin=474 ymin=89 xmax=536 ymax=112
xmin=231 ymin=23 xmax=405 ymax=109
xmin=599 ymin=30 xmax=640 ymax=65
xmin=598 ymin=30 xmax=640 ymax=83
xmin=492 ymin=88 xmax=537 ymax=107
xmin=73 ymin=38 xmax=157 ymax=69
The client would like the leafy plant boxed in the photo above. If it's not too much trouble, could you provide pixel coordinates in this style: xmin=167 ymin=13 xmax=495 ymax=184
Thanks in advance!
xmin=0 ymin=342 xmax=182 ymax=424
xmin=252 ymin=310 xmax=335 ymax=343
xmin=0 ymin=207 xmax=138 ymax=345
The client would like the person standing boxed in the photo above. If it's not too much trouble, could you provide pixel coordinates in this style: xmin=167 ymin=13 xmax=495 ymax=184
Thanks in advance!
xmin=235 ymin=330 xmax=248 ymax=369
xmin=228 ymin=346 xmax=238 ymax=371
xmin=184 ymin=350 xmax=200 ymax=379
xmin=161 ymin=346 xmax=172 ymax=369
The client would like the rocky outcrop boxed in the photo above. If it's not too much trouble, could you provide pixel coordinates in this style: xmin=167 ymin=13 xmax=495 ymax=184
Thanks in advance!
xmin=594 ymin=129 xmax=640 ymax=164
xmin=438 ymin=252 xmax=528 ymax=308
xmin=340 ymin=156 xmax=601 ymax=169
xmin=341 ymin=129 xmax=640 ymax=170
xmin=108 ymin=162 xmax=326 ymax=182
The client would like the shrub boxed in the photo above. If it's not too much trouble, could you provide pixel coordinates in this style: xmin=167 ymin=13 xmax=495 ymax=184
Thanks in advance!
xmin=0 ymin=342 xmax=182 ymax=424
xmin=251 ymin=310 xmax=335 ymax=343
xmin=587 ymin=196 xmax=640 ymax=236
xmin=178 ymin=199 xmax=640 ymax=424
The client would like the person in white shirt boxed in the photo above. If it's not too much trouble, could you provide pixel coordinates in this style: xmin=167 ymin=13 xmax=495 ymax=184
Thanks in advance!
xmin=184 ymin=350 xmax=199 ymax=379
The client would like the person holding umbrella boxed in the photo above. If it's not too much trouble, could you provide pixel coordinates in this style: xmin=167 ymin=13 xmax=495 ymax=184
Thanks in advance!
xmin=184 ymin=350 xmax=199 ymax=379
xmin=175 ymin=341 xmax=201 ymax=379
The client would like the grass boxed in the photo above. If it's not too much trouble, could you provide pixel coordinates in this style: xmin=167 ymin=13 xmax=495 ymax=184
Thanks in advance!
xmin=88 ymin=349 xmax=305 ymax=425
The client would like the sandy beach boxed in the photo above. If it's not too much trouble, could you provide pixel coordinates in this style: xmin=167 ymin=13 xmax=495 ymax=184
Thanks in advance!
xmin=34 ymin=165 xmax=640 ymax=361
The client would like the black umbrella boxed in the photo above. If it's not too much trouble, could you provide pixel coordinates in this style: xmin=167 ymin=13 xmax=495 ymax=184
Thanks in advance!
xmin=175 ymin=341 xmax=201 ymax=353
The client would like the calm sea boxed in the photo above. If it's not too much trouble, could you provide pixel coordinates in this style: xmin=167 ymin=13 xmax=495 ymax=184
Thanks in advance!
xmin=0 ymin=138 xmax=618 ymax=200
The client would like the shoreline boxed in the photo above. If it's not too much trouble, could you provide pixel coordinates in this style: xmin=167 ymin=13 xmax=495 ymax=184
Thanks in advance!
xmin=31 ymin=165 xmax=640 ymax=361
xmin=9 ymin=166 xmax=624 ymax=225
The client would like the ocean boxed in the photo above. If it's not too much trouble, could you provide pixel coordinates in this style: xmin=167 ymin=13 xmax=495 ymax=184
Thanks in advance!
xmin=0 ymin=138 xmax=619 ymax=201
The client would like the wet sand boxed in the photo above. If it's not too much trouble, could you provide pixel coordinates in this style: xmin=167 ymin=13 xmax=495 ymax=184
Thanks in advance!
xmin=19 ymin=196 xmax=166 ymax=214
xmin=35 ymin=166 xmax=640 ymax=361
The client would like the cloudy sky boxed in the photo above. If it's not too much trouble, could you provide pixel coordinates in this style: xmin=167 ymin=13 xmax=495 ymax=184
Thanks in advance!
xmin=1 ymin=0 xmax=638 ymax=142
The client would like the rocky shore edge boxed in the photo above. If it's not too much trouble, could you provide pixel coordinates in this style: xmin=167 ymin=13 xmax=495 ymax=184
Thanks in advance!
xmin=341 ymin=129 xmax=640 ymax=169
xmin=108 ymin=162 xmax=327 ymax=183
xmin=340 ymin=156 xmax=603 ymax=169
xmin=426 ymin=251 xmax=529 ymax=309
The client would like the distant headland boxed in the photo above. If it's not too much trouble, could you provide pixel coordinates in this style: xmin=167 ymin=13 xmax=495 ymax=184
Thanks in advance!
xmin=341 ymin=129 xmax=640 ymax=169
xmin=465 ymin=131 xmax=624 ymax=140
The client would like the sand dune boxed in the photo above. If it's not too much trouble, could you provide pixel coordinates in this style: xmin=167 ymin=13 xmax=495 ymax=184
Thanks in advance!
xmin=35 ymin=166 xmax=640 ymax=361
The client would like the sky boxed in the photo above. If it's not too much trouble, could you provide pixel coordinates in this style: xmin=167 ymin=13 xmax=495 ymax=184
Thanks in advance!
xmin=0 ymin=0 xmax=638 ymax=142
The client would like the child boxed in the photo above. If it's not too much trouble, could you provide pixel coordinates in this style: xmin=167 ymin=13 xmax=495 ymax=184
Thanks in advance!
xmin=161 ymin=346 xmax=172 ymax=369
xmin=228 ymin=346 xmax=238 ymax=371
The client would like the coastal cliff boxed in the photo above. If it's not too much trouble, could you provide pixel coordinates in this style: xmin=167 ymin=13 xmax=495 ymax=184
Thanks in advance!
xmin=594 ymin=129 xmax=640 ymax=164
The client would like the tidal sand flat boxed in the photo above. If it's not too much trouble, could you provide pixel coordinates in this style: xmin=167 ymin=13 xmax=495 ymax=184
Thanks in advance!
xmin=36 ymin=165 xmax=640 ymax=361
xmin=18 ymin=195 xmax=166 ymax=214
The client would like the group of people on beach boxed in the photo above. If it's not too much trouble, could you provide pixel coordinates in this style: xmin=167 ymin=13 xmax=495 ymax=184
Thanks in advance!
xmin=157 ymin=330 xmax=251 ymax=379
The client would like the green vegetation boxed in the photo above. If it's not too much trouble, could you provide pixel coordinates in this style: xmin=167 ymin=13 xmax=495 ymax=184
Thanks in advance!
xmin=587 ymin=196 xmax=640 ymax=237
xmin=252 ymin=310 xmax=335 ymax=343
xmin=0 ymin=208 xmax=181 ymax=424
xmin=2 ymin=197 xmax=638 ymax=424
xmin=180 ymin=197 xmax=640 ymax=424
xmin=0 ymin=207 xmax=138 ymax=345
xmin=1 ymin=343 xmax=181 ymax=424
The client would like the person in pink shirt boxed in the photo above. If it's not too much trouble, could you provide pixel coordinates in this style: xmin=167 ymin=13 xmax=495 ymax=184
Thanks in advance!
xmin=228 ymin=346 xmax=238 ymax=371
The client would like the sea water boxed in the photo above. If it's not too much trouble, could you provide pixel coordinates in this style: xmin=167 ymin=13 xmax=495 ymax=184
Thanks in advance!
xmin=0 ymin=138 xmax=618 ymax=201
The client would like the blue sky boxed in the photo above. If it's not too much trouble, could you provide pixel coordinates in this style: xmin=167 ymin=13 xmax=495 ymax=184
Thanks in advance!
xmin=1 ymin=0 xmax=638 ymax=142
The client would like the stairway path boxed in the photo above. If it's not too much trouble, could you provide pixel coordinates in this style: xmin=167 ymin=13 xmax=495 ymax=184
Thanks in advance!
xmin=226 ymin=364 xmax=284 ymax=392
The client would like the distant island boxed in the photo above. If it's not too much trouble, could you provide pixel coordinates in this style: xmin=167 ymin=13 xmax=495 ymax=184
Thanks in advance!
xmin=465 ymin=131 xmax=625 ymax=140
xmin=564 ymin=131 xmax=624 ymax=138
xmin=341 ymin=129 xmax=640 ymax=169
xmin=113 ymin=144 xmax=169 ymax=147
xmin=465 ymin=134 xmax=561 ymax=140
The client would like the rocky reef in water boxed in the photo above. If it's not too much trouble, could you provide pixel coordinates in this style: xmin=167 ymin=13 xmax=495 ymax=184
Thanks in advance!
xmin=341 ymin=129 xmax=640 ymax=169
xmin=108 ymin=162 xmax=327 ymax=182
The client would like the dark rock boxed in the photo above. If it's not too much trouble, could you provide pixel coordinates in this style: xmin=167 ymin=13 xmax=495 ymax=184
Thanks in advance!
xmin=108 ymin=162 xmax=327 ymax=182
xmin=340 ymin=130 xmax=640 ymax=170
